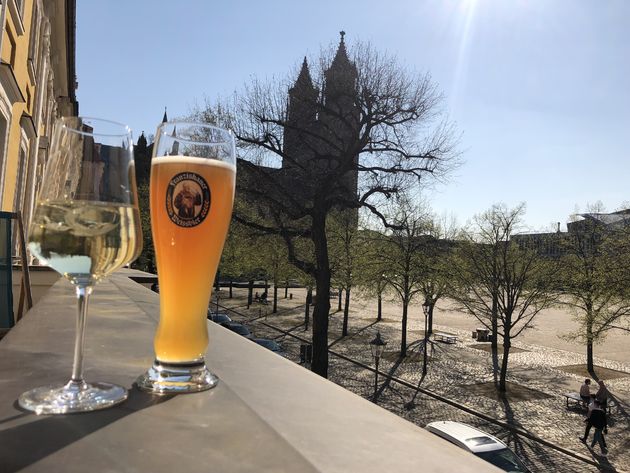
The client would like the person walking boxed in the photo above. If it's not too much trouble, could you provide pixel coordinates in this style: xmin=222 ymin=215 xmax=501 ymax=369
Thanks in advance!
xmin=582 ymin=400 xmax=608 ymax=456
xmin=579 ymin=379 xmax=591 ymax=406
xmin=595 ymin=380 xmax=609 ymax=411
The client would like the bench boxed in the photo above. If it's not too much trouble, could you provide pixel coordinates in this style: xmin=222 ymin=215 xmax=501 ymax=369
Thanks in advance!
xmin=563 ymin=392 xmax=588 ymax=410
xmin=433 ymin=332 xmax=458 ymax=344
xmin=563 ymin=393 xmax=612 ymax=415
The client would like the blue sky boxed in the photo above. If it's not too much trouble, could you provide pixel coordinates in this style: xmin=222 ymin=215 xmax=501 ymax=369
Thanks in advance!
xmin=76 ymin=0 xmax=630 ymax=231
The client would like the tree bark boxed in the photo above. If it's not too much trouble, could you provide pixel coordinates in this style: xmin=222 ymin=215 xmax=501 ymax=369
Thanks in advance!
xmin=428 ymin=303 xmax=434 ymax=335
xmin=285 ymin=279 xmax=289 ymax=299
xmin=377 ymin=293 xmax=382 ymax=321
xmin=311 ymin=210 xmax=330 ymax=378
xmin=304 ymin=287 xmax=312 ymax=330
xmin=247 ymin=279 xmax=254 ymax=307
xmin=342 ymin=285 xmax=351 ymax=336
xmin=499 ymin=334 xmax=511 ymax=392
xmin=586 ymin=318 xmax=595 ymax=374
xmin=338 ymin=288 xmax=343 ymax=312
xmin=401 ymin=298 xmax=408 ymax=357
xmin=490 ymin=293 xmax=499 ymax=380
xmin=273 ymin=280 xmax=278 ymax=314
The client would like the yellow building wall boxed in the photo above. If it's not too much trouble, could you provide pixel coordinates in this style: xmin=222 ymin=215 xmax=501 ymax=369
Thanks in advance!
xmin=1 ymin=0 xmax=36 ymax=211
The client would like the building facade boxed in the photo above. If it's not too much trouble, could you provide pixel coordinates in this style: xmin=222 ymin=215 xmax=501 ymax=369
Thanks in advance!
xmin=0 ymin=0 xmax=77 ymax=231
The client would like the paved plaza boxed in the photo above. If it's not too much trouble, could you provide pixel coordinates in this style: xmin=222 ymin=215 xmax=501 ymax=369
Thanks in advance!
xmin=218 ymin=287 xmax=630 ymax=473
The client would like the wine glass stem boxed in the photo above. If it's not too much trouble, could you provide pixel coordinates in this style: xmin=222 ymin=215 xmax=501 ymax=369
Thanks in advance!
xmin=71 ymin=285 xmax=93 ymax=383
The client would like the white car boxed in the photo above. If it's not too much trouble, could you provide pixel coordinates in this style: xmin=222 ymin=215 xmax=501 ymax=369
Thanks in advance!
xmin=425 ymin=421 xmax=529 ymax=472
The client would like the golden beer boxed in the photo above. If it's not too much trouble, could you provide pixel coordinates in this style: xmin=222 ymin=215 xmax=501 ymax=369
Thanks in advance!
xmin=151 ymin=156 xmax=236 ymax=363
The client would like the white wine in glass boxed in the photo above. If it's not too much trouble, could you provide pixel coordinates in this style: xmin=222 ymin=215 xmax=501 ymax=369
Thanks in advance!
xmin=19 ymin=116 xmax=142 ymax=414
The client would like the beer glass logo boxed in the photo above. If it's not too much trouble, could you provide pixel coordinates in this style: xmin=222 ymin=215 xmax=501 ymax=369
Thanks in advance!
xmin=166 ymin=172 xmax=211 ymax=228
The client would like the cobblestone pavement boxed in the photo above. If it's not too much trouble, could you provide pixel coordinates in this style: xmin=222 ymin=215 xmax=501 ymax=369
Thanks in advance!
xmin=218 ymin=289 xmax=630 ymax=473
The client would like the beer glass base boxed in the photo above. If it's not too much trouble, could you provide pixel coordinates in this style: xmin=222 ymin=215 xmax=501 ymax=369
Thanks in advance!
xmin=18 ymin=380 xmax=128 ymax=415
xmin=135 ymin=360 xmax=218 ymax=394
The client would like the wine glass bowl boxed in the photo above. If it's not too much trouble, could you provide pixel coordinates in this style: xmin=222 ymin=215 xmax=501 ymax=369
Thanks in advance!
xmin=18 ymin=116 xmax=142 ymax=414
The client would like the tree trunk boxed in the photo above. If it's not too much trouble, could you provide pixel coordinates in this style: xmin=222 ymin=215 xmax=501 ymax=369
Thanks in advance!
xmin=428 ymin=303 xmax=434 ymax=335
xmin=338 ymin=288 xmax=342 ymax=312
xmin=586 ymin=318 xmax=595 ymax=374
xmin=273 ymin=280 xmax=278 ymax=314
xmin=311 ymin=212 xmax=331 ymax=378
xmin=247 ymin=279 xmax=254 ymax=307
xmin=377 ymin=293 xmax=382 ymax=321
xmin=401 ymin=298 xmax=408 ymax=357
xmin=342 ymin=285 xmax=351 ymax=337
xmin=499 ymin=334 xmax=511 ymax=392
xmin=285 ymin=279 xmax=289 ymax=299
xmin=304 ymin=286 xmax=312 ymax=330
xmin=490 ymin=293 xmax=499 ymax=380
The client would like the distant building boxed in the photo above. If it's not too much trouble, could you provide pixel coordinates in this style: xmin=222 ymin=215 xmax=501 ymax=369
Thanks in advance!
xmin=512 ymin=209 xmax=630 ymax=257
xmin=567 ymin=209 xmax=630 ymax=233
xmin=0 ymin=0 xmax=77 ymax=229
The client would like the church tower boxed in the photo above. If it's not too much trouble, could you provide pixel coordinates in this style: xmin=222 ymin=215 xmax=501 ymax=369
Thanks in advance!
xmin=284 ymin=58 xmax=319 ymax=171
xmin=320 ymin=31 xmax=360 ymax=201
xmin=280 ymin=32 xmax=360 ymax=214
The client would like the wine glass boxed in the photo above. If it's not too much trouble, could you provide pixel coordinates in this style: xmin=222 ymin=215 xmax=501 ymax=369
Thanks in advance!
xmin=18 ymin=116 xmax=142 ymax=414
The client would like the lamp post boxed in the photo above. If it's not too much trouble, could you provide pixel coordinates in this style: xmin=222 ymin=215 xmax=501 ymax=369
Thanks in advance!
xmin=369 ymin=331 xmax=387 ymax=403
xmin=422 ymin=298 xmax=430 ymax=378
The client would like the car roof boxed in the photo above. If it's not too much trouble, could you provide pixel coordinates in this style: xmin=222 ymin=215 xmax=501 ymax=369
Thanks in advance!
xmin=425 ymin=421 xmax=506 ymax=453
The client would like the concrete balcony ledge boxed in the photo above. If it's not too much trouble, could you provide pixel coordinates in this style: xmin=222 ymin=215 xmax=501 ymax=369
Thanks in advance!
xmin=0 ymin=270 xmax=498 ymax=473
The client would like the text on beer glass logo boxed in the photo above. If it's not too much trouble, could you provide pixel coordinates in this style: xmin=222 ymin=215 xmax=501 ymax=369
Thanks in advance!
xmin=166 ymin=172 xmax=211 ymax=228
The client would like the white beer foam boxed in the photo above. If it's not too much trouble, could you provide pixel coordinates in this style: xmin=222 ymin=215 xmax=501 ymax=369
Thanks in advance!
xmin=152 ymin=155 xmax=236 ymax=171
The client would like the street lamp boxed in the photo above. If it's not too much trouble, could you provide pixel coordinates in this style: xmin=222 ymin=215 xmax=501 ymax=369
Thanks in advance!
xmin=369 ymin=331 xmax=387 ymax=403
xmin=422 ymin=298 xmax=430 ymax=378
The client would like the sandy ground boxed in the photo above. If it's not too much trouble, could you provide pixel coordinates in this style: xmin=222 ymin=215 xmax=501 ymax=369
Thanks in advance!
xmin=336 ymin=290 xmax=630 ymax=363
xmin=224 ymin=285 xmax=629 ymax=362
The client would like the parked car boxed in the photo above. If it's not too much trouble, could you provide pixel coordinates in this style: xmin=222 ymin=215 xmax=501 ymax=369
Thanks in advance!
xmin=251 ymin=338 xmax=286 ymax=356
xmin=220 ymin=321 xmax=252 ymax=338
xmin=207 ymin=311 xmax=232 ymax=324
xmin=425 ymin=421 xmax=529 ymax=472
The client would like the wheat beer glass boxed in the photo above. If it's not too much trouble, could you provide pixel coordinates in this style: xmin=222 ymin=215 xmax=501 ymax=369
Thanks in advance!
xmin=136 ymin=122 xmax=236 ymax=393
xmin=19 ymin=117 xmax=141 ymax=414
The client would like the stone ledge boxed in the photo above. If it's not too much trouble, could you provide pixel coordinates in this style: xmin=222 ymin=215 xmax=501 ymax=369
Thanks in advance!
xmin=0 ymin=270 xmax=499 ymax=473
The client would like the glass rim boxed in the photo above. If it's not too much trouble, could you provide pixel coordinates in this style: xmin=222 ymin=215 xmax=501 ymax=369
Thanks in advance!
xmin=59 ymin=116 xmax=133 ymax=138
xmin=156 ymin=121 xmax=234 ymax=146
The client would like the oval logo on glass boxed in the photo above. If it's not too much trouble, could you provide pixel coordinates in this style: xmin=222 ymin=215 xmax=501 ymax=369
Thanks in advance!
xmin=166 ymin=172 xmax=211 ymax=228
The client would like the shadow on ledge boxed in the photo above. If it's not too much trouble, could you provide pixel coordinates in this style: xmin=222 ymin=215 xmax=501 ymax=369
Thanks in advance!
xmin=0 ymin=388 xmax=174 ymax=473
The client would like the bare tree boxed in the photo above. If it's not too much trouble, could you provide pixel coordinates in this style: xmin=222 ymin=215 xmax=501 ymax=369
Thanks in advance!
xmin=417 ymin=213 xmax=459 ymax=335
xmin=450 ymin=203 xmax=559 ymax=391
xmin=198 ymin=38 xmax=458 ymax=377
xmin=375 ymin=197 xmax=432 ymax=357
xmin=560 ymin=205 xmax=630 ymax=374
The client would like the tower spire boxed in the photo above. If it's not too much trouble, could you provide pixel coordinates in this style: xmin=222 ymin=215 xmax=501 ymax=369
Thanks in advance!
xmin=162 ymin=107 xmax=168 ymax=123
xmin=330 ymin=30 xmax=353 ymax=71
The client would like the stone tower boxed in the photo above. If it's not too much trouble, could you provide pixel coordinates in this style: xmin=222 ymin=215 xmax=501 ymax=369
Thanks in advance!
xmin=282 ymin=32 xmax=360 ymax=206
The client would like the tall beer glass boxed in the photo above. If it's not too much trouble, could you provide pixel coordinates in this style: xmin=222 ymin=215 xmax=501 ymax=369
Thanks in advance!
xmin=137 ymin=122 xmax=236 ymax=393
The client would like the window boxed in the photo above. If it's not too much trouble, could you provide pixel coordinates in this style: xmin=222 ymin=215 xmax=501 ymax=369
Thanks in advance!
xmin=0 ymin=111 xmax=9 ymax=205
xmin=13 ymin=144 xmax=27 ymax=213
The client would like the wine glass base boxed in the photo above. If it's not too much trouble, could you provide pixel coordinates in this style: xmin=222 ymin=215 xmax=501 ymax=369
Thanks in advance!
xmin=136 ymin=360 xmax=218 ymax=394
xmin=18 ymin=380 xmax=128 ymax=415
